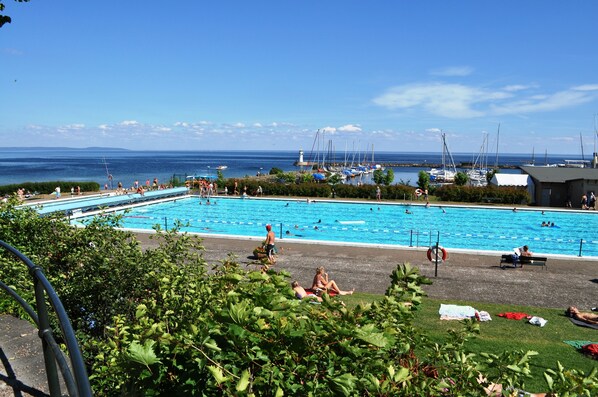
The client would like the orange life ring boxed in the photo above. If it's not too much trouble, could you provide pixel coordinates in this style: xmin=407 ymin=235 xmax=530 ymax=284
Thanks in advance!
xmin=415 ymin=188 xmax=423 ymax=197
xmin=427 ymin=246 xmax=448 ymax=262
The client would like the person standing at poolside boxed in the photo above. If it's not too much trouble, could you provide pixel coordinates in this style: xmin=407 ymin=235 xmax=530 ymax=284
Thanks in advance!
xmin=376 ymin=185 xmax=381 ymax=201
xmin=581 ymin=194 xmax=588 ymax=209
xmin=264 ymin=224 xmax=276 ymax=264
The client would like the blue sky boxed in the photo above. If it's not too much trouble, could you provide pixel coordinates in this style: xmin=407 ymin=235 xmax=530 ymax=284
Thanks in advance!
xmin=2 ymin=1 xmax=598 ymax=155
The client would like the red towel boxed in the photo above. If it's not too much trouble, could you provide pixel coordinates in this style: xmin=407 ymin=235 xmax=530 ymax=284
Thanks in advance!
xmin=581 ymin=344 xmax=598 ymax=359
xmin=498 ymin=312 xmax=530 ymax=320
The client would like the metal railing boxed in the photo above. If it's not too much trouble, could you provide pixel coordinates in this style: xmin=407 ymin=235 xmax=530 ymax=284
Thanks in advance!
xmin=0 ymin=240 xmax=92 ymax=396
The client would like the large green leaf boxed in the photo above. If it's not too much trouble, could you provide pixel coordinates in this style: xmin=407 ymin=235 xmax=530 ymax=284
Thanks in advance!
xmin=127 ymin=340 xmax=161 ymax=367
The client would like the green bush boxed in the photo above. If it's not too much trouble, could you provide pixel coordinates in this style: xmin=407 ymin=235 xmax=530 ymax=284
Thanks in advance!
xmin=435 ymin=185 xmax=530 ymax=204
xmin=0 ymin=181 xmax=100 ymax=196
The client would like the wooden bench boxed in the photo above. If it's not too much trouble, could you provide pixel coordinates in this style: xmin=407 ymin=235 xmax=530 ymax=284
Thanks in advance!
xmin=500 ymin=254 xmax=548 ymax=270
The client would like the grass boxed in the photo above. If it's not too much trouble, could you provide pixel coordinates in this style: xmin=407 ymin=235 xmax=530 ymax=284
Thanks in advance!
xmin=342 ymin=293 xmax=597 ymax=393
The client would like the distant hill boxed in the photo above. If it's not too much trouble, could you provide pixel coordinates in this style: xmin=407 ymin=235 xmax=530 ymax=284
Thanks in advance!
xmin=3 ymin=147 xmax=131 ymax=151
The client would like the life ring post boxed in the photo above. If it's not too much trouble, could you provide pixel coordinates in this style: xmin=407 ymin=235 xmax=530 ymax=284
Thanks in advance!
xmin=426 ymin=232 xmax=446 ymax=277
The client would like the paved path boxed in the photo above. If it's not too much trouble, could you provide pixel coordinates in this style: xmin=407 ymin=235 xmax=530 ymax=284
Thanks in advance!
xmin=0 ymin=315 xmax=50 ymax=397
xmin=136 ymin=233 xmax=598 ymax=310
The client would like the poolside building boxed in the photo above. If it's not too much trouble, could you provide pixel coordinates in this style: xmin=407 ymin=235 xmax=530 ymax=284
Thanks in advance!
xmin=519 ymin=166 xmax=598 ymax=208
xmin=489 ymin=173 xmax=534 ymax=204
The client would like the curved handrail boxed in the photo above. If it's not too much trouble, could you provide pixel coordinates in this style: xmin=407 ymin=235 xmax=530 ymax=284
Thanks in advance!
xmin=0 ymin=240 xmax=92 ymax=396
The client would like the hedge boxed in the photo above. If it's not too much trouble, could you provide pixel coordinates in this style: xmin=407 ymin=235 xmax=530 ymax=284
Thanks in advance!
xmin=0 ymin=181 xmax=101 ymax=197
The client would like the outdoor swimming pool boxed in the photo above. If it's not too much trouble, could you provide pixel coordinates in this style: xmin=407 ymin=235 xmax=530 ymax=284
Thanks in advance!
xmin=75 ymin=196 xmax=598 ymax=258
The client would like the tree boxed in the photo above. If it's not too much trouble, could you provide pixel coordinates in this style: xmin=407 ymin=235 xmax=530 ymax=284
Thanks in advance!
xmin=216 ymin=170 xmax=225 ymax=187
xmin=486 ymin=168 xmax=498 ymax=184
xmin=300 ymin=172 xmax=313 ymax=183
xmin=373 ymin=169 xmax=384 ymax=185
xmin=417 ymin=170 xmax=430 ymax=190
xmin=384 ymin=168 xmax=395 ymax=186
xmin=0 ymin=0 xmax=29 ymax=29
xmin=328 ymin=173 xmax=342 ymax=186
xmin=269 ymin=167 xmax=283 ymax=175
xmin=374 ymin=169 xmax=394 ymax=186
xmin=454 ymin=171 xmax=468 ymax=186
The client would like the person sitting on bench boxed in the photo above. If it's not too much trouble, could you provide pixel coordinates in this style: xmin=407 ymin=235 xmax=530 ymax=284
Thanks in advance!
xmin=519 ymin=245 xmax=533 ymax=257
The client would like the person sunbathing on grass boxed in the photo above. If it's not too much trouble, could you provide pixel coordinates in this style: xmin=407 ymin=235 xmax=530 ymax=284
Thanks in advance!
xmin=566 ymin=306 xmax=598 ymax=325
xmin=311 ymin=266 xmax=354 ymax=296
xmin=291 ymin=281 xmax=322 ymax=302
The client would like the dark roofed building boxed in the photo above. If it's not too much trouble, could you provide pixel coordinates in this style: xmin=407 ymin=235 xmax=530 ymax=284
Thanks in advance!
xmin=520 ymin=166 xmax=598 ymax=208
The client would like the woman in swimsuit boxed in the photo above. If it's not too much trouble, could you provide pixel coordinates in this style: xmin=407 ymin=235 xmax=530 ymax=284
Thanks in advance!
xmin=311 ymin=266 xmax=354 ymax=295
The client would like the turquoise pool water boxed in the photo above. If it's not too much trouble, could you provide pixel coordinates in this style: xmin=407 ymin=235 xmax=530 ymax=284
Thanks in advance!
xmin=85 ymin=197 xmax=598 ymax=258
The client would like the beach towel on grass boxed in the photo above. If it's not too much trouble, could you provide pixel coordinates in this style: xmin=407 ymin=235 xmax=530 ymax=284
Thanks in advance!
xmin=498 ymin=312 xmax=530 ymax=321
xmin=564 ymin=340 xmax=598 ymax=349
xmin=564 ymin=341 xmax=598 ymax=359
xmin=305 ymin=288 xmax=338 ymax=297
xmin=439 ymin=304 xmax=477 ymax=320
xmin=581 ymin=344 xmax=598 ymax=359
xmin=568 ymin=317 xmax=598 ymax=329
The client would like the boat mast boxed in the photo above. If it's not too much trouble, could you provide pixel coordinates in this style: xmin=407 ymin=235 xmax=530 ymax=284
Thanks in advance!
xmin=494 ymin=123 xmax=500 ymax=169
xmin=103 ymin=157 xmax=113 ymax=190
xmin=443 ymin=132 xmax=457 ymax=173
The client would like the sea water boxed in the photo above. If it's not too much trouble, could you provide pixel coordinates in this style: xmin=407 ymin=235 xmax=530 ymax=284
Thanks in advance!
xmin=99 ymin=196 xmax=598 ymax=258
xmin=0 ymin=147 xmax=572 ymax=188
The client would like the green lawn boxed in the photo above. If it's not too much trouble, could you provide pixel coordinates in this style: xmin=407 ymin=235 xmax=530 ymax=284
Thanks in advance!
xmin=343 ymin=293 xmax=597 ymax=393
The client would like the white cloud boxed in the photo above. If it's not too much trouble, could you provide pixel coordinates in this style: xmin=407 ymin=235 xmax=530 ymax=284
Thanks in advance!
xmin=572 ymin=84 xmax=598 ymax=91
xmin=373 ymin=82 xmax=598 ymax=119
xmin=373 ymin=83 xmax=486 ymax=118
xmin=174 ymin=121 xmax=189 ymax=127
xmin=320 ymin=126 xmax=337 ymax=133
xmin=503 ymin=84 xmax=531 ymax=92
xmin=430 ymin=66 xmax=474 ymax=77
xmin=253 ymin=122 xmax=263 ymax=128
xmin=120 ymin=120 xmax=139 ymax=126
xmin=338 ymin=124 xmax=362 ymax=132
xmin=489 ymin=89 xmax=596 ymax=115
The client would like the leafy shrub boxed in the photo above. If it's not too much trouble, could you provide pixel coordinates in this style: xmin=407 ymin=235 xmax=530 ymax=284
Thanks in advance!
xmin=435 ymin=185 xmax=530 ymax=204
xmin=0 ymin=181 xmax=100 ymax=196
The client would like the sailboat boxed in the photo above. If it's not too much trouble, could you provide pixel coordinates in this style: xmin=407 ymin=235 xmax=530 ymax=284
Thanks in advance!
xmin=467 ymin=133 xmax=490 ymax=187
xmin=558 ymin=132 xmax=590 ymax=168
xmin=427 ymin=131 xmax=457 ymax=183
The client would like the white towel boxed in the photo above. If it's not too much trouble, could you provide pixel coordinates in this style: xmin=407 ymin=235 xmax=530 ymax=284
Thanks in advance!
xmin=529 ymin=316 xmax=547 ymax=327
xmin=439 ymin=304 xmax=477 ymax=319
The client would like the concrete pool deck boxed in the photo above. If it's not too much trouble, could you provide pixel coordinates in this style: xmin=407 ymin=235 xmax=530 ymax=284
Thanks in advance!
xmin=134 ymin=232 xmax=598 ymax=311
